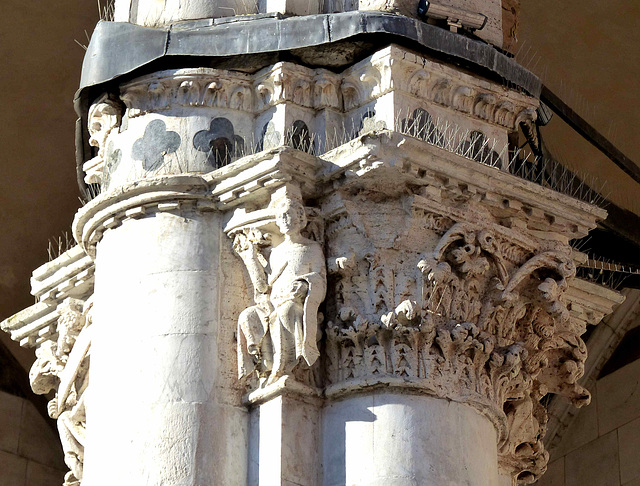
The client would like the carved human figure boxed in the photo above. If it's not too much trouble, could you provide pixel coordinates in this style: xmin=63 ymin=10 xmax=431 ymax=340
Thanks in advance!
xmin=84 ymin=95 xmax=123 ymax=185
xmin=234 ymin=198 xmax=326 ymax=385
xmin=30 ymin=299 xmax=92 ymax=486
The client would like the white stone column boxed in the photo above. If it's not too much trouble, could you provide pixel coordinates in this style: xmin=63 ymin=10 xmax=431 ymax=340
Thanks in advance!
xmin=114 ymin=0 xmax=257 ymax=25
xmin=323 ymin=393 xmax=501 ymax=485
xmin=78 ymin=199 xmax=246 ymax=485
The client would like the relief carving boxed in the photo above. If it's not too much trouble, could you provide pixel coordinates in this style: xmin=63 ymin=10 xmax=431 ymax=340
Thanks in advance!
xmin=324 ymin=206 xmax=585 ymax=483
xmin=230 ymin=194 xmax=327 ymax=388
xmin=84 ymin=94 xmax=123 ymax=185
xmin=29 ymin=298 xmax=92 ymax=486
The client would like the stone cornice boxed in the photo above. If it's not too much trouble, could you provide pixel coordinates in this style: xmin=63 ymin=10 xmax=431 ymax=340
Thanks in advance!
xmin=565 ymin=278 xmax=626 ymax=331
xmin=73 ymin=148 xmax=321 ymax=256
xmin=205 ymin=147 xmax=320 ymax=206
xmin=1 ymin=246 xmax=94 ymax=347
xmin=545 ymin=288 xmax=637 ymax=452
xmin=73 ymin=175 xmax=213 ymax=257
xmin=341 ymin=45 xmax=538 ymax=130
xmin=320 ymin=131 xmax=606 ymax=240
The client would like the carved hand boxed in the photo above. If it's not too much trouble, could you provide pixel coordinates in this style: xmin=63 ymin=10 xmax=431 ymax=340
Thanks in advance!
xmin=232 ymin=232 xmax=252 ymax=254
xmin=329 ymin=253 xmax=356 ymax=275
xmin=290 ymin=280 xmax=309 ymax=301
xmin=47 ymin=397 xmax=60 ymax=419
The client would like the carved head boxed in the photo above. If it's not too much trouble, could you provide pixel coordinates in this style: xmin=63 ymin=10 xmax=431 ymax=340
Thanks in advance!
xmin=88 ymin=95 xmax=123 ymax=152
xmin=275 ymin=199 xmax=307 ymax=236
xmin=56 ymin=301 xmax=85 ymax=358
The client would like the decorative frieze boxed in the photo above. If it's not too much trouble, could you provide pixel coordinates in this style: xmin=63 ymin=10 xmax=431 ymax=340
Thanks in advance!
xmin=120 ymin=69 xmax=254 ymax=116
xmin=341 ymin=45 xmax=538 ymax=130
xmin=254 ymin=63 xmax=342 ymax=113
xmin=85 ymin=45 xmax=538 ymax=192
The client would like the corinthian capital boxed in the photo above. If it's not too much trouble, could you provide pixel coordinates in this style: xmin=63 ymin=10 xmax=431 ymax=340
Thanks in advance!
xmin=320 ymin=132 xmax=623 ymax=483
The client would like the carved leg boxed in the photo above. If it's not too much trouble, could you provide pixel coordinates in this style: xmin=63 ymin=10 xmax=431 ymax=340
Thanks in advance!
xmin=58 ymin=411 xmax=84 ymax=481
xmin=238 ymin=306 xmax=268 ymax=353
xmin=238 ymin=305 xmax=271 ymax=378
xmin=267 ymin=303 xmax=299 ymax=385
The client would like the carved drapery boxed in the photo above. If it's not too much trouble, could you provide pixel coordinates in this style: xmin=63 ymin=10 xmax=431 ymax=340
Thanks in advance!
xmin=226 ymin=188 xmax=327 ymax=391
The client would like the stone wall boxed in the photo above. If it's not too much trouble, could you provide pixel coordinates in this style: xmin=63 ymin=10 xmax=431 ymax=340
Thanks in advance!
xmin=0 ymin=391 xmax=66 ymax=486
xmin=536 ymin=342 xmax=640 ymax=486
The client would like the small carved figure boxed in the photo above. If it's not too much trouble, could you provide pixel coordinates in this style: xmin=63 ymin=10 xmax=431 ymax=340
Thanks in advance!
xmin=30 ymin=299 xmax=92 ymax=486
xmin=314 ymin=75 xmax=339 ymax=108
xmin=84 ymin=94 xmax=123 ymax=185
xmin=234 ymin=198 xmax=326 ymax=386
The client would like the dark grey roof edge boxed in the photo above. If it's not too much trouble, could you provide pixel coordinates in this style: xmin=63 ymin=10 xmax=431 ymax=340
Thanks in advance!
xmin=77 ymin=12 xmax=541 ymax=101
xmin=73 ymin=12 xmax=542 ymax=199
xmin=73 ymin=12 xmax=640 ymax=229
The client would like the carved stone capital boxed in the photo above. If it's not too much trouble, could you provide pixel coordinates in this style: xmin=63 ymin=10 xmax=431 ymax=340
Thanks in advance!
xmin=318 ymin=133 xmax=618 ymax=483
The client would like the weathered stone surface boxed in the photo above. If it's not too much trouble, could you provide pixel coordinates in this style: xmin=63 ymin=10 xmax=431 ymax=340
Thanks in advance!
xmin=323 ymin=392 xmax=501 ymax=485
xmin=0 ymin=449 xmax=28 ymax=486
xmin=549 ymin=389 xmax=598 ymax=460
xmin=0 ymin=391 xmax=22 ymax=455
xmin=2 ymin=41 xmax=623 ymax=486
xmin=534 ymin=459 xmax=564 ymax=486
xmin=249 ymin=393 xmax=321 ymax=485
xmin=25 ymin=461 xmax=67 ymax=486
xmin=618 ymin=416 xmax=640 ymax=484
xmin=564 ymin=431 xmax=619 ymax=486
xmin=597 ymin=358 xmax=640 ymax=436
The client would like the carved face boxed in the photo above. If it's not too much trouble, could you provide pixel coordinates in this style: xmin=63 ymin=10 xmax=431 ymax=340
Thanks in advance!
xmin=55 ymin=308 xmax=83 ymax=357
xmin=275 ymin=201 xmax=307 ymax=235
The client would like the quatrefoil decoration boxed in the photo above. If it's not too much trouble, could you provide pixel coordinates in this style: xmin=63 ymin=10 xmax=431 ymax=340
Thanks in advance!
xmin=194 ymin=117 xmax=244 ymax=168
xmin=132 ymin=119 xmax=181 ymax=171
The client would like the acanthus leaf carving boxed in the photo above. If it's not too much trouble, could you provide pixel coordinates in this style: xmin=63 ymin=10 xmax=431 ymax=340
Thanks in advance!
xmin=324 ymin=204 xmax=586 ymax=483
